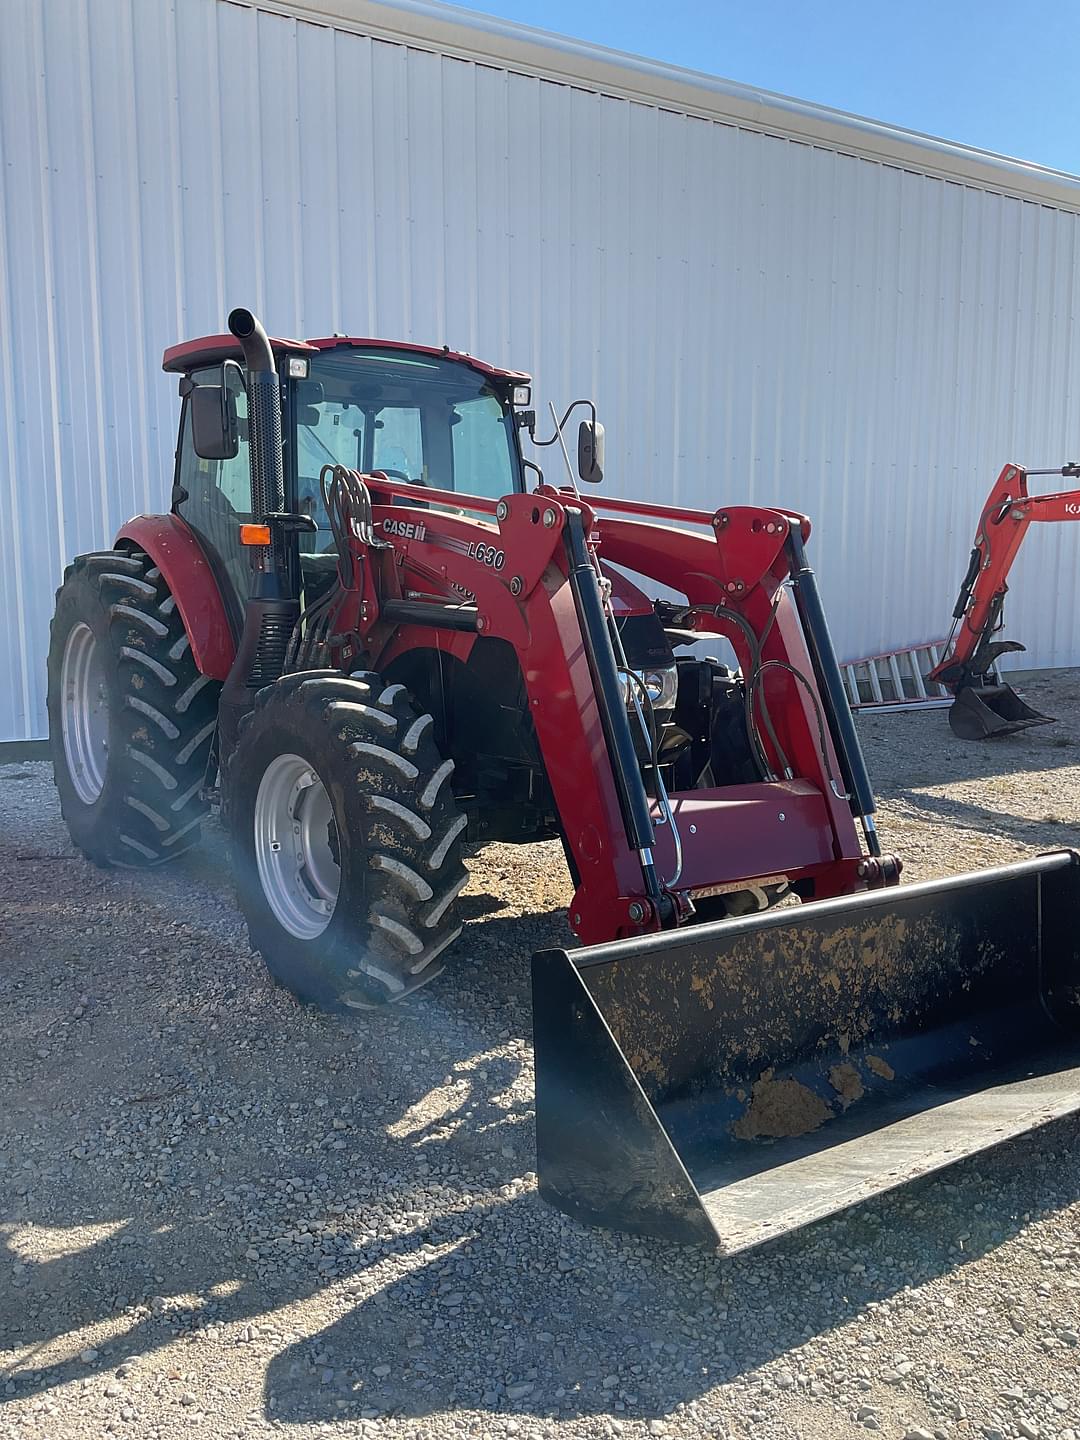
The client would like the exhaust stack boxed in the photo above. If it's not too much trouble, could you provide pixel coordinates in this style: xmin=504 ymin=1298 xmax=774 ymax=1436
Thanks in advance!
xmin=218 ymin=309 xmax=297 ymax=754
xmin=227 ymin=307 xmax=284 ymax=528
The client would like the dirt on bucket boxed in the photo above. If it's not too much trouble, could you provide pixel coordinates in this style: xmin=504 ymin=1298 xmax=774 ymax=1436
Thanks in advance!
xmin=828 ymin=1061 xmax=865 ymax=1105
xmin=732 ymin=1072 xmax=833 ymax=1140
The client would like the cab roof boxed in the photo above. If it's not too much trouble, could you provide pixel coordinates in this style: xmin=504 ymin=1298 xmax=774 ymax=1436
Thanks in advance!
xmin=161 ymin=333 xmax=531 ymax=383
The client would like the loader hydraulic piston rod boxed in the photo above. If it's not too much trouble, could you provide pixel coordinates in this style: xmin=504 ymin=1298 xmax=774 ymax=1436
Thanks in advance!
xmin=784 ymin=526 xmax=880 ymax=855
xmin=563 ymin=510 xmax=666 ymax=916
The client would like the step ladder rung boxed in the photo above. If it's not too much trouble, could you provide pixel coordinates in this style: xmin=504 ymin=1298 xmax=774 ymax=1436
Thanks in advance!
xmin=840 ymin=640 xmax=955 ymax=712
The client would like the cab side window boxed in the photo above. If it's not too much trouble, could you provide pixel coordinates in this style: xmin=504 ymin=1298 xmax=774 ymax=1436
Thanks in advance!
xmin=175 ymin=365 xmax=251 ymax=606
xmin=373 ymin=407 xmax=424 ymax=481
xmin=451 ymin=394 xmax=516 ymax=499
xmin=296 ymin=398 xmax=365 ymax=535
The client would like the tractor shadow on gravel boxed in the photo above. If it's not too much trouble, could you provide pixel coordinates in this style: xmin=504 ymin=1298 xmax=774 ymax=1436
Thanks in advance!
xmin=259 ymin=1114 xmax=1080 ymax=1426
xmin=7 ymin=1109 xmax=1079 ymax=1428
xmin=3 ymin=822 xmax=1080 ymax=1426
xmin=0 ymin=878 xmax=558 ymax=1402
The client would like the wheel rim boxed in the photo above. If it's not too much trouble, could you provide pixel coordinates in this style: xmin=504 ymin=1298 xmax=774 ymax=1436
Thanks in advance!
xmin=253 ymin=753 xmax=340 ymax=940
xmin=60 ymin=622 xmax=109 ymax=804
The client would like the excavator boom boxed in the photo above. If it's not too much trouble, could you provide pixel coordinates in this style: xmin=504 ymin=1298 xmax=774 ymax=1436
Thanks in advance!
xmin=928 ymin=461 xmax=1080 ymax=738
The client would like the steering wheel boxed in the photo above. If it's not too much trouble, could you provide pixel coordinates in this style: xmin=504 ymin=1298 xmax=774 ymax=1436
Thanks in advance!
xmin=378 ymin=468 xmax=426 ymax=486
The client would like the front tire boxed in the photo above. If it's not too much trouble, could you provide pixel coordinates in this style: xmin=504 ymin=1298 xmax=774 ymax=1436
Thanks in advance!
xmin=225 ymin=672 xmax=468 ymax=1009
xmin=46 ymin=549 xmax=221 ymax=866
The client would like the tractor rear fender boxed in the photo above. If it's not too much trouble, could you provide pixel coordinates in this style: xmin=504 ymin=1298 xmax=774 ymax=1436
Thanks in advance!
xmin=114 ymin=514 xmax=235 ymax=681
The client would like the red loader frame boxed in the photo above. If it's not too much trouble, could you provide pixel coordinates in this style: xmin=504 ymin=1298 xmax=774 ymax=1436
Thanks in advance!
xmin=120 ymin=481 xmax=887 ymax=943
xmin=296 ymin=477 xmax=882 ymax=940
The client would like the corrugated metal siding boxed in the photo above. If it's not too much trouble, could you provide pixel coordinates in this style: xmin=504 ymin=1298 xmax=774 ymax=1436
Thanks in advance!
xmin=2 ymin=0 xmax=1080 ymax=740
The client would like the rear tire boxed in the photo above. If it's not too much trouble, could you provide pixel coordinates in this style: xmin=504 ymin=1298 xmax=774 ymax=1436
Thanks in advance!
xmin=46 ymin=549 xmax=221 ymax=866
xmin=225 ymin=672 xmax=468 ymax=1010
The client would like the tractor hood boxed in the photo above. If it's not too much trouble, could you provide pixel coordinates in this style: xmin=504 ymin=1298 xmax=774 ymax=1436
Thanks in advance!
xmin=601 ymin=563 xmax=655 ymax=618
xmin=601 ymin=563 xmax=675 ymax=674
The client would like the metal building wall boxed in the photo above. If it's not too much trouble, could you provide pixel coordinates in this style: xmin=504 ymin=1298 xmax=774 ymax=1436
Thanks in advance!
xmin=2 ymin=0 xmax=1080 ymax=740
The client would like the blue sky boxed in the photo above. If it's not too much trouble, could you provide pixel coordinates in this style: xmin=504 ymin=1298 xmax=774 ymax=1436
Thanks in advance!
xmin=444 ymin=0 xmax=1080 ymax=176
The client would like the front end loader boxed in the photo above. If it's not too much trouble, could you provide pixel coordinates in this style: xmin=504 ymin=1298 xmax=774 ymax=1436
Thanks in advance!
xmin=47 ymin=311 xmax=1080 ymax=1253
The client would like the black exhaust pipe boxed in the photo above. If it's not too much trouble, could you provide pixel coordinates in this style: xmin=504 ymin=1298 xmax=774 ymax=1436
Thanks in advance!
xmin=218 ymin=309 xmax=298 ymax=760
xmin=227 ymin=308 xmax=283 ymax=527
xmin=228 ymin=305 xmax=273 ymax=368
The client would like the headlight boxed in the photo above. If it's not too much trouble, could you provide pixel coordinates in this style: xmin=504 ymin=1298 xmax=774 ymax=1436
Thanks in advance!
xmin=620 ymin=665 xmax=678 ymax=712
xmin=642 ymin=667 xmax=678 ymax=708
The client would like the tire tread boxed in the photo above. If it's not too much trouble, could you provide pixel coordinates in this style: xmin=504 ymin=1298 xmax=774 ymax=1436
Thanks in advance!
xmin=227 ymin=672 xmax=467 ymax=1009
xmin=47 ymin=548 xmax=221 ymax=867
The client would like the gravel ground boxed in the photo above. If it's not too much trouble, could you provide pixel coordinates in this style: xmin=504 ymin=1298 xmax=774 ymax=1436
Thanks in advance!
xmin=2 ymin=671 xmax=1079 ymax=1440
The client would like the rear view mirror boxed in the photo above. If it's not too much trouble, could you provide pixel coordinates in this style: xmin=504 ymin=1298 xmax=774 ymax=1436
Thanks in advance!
xmin=190 ymin=383 xmax=239 ymax=461
xmin=296 ymin=379 xmax=325 ymax=427
xmin=578 ymin=420 xmax=604 ymax=485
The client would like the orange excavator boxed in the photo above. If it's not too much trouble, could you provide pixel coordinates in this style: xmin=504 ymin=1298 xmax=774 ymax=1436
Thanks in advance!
xmin=929 ymin=460 xmax=1080 ymax=739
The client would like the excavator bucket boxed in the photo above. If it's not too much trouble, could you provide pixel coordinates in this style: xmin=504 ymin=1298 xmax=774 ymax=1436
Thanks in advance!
xmin=948 ymin=683 xmax=1055 ymax=740
xmin=532 ymin=851 xmax=1080 ymax=1253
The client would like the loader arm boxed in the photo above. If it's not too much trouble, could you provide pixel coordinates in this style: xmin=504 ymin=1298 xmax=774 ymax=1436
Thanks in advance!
xmin=345 ymin=475 xmax=886 ymax=942
xmin=927 ymin=461 xmax=1080 ymax=737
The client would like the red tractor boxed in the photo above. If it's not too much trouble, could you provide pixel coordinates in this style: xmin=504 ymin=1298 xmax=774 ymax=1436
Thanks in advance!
xmin=47 ymin=311 xmax=1080 ymax=1252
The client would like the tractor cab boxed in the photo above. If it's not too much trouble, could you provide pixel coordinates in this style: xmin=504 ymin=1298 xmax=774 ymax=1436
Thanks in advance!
xmin=163 ymin=332 xmax=530 ymax=624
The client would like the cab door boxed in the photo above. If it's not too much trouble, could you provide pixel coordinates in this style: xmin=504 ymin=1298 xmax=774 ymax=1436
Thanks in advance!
xmin=172 ymin=365 xmax=251 ymax=629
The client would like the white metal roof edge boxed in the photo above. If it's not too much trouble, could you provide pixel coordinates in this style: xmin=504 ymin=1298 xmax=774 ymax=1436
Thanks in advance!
xmin=239 ymin=0 xmax=1080 ymax=211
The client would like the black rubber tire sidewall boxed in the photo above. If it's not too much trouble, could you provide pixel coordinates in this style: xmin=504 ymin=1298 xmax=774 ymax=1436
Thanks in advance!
xmin=47 ymin=564 xmax=128 ymax=861
xmin=229 ymin=715 xmax=372 ymax=1011
xmin=226 ymin=674 xmax=468 ymax=1011
xmin=47 ymin=551 xmax=220 ymax=867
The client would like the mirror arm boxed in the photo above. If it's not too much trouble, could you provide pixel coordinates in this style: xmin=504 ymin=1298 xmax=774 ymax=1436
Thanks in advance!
xmin=531 ymin=398 xmax=597 ymax=447
xmin=222 ymin=357 xmax=247 ymax=393
xmin=220 ymin=357 xmax=245 ymax=449
xmin=522 ymin=458 xmax=545 ymax=490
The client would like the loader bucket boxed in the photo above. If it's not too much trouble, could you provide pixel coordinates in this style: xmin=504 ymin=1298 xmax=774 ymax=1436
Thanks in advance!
xmin=948 ymin=682 xmax=1054 ymax=740
xmin=532 ymin=851 xmax=1080 ymax=1253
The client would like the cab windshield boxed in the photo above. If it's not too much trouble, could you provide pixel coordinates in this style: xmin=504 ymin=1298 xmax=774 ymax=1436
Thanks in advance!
xmin=294 ymin=348 xmax=521 ymax=531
